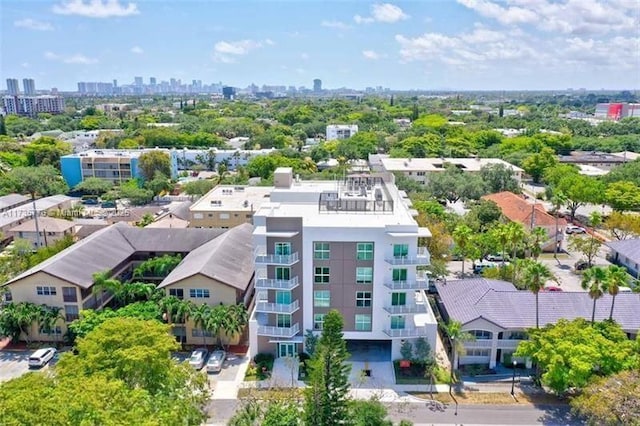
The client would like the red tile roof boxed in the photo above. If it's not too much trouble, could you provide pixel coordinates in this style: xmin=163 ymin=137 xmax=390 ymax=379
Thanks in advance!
xmin=482 ymin=191 xmax=566 ymax=228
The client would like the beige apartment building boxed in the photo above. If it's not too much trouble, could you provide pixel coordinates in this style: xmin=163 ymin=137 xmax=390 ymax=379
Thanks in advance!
xmin=189 ymin=185 xmax=273 ymax=229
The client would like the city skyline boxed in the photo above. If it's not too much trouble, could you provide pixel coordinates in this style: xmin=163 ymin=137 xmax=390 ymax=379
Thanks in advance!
xmin=1 ymin=0 xmax=639 ymax=91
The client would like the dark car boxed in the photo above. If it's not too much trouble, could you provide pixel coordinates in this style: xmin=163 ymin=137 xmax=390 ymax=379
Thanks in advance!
xmin=574 ymin=260 xmax=590 ymax=271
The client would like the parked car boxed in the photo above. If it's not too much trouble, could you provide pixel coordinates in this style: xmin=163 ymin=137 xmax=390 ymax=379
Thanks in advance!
xmin=544 ymin=286 xmax=563 ymax=292
xmin=28 ymin=347 xmax=57 ymax=368
xmin=565 ymin=225 xmax=586 ymax=234
xmin=485 ymin=253 xmax=510 ymax=262
xmin=574 ymin=260 xmax=590 ymax=271
xmin=188 ymin=348 xmax=209 ymax=370
xmin=206 ymin=350 xmax=227 ymax=373
xmin=473 ymin=261 xmax=497 ymax=274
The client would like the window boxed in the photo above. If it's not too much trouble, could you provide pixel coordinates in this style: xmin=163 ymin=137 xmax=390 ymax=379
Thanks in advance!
xmin=36 ymin=286 xmax=57 ymax=296
xmin=393 ymin=244 xmax=409 ymax=258
xmin=65 ymin=305 xmax=79 ymax=322
xmin=277 ymin=314 xmax=292 ymax=328
xmin=467 ymin=349 xmax=490 ymax=357
xmin=62 ymin=287 xmax=77 ymax=303
xmin=469 ymin=330 xmax=492 ymax=339
xmin=356 ymin=291 xmax=372 ymax=307
xmin=417 ymin=171 xmax=426 ymax=176
xmin=3 ymin=290 xmax=12 ymax=302
xmin=356 ymin=242 xmax=374 ymax=260
xmin=192 ymin=329 xmax=213 ymax=337
xmin=314 ymin=290 xmax=330 ymax=307
xmin=392 ymin=269 xmax=407 ymax=282
xmin=314 ymin=242 xmax=330 ymax=260
xmin=391 ymin=292 xmax=406 ymax=306
xmin=275 ymin=267 xmax=290 ymax=280
xmin=314 ymin=314 xmax=325 ymax=330
xmin=314 ymin=267 xmax=330 ymax=284
xmin=169 ymin=288 xmax=184 ymax=299
xmin=275 ymin=291 xmax=291 ymax=305
xmin=390 ymin=316 xmax=405 ymax=330
xmin=39 ymin=325 xmax=62 ymax=335
xmin=356 ymin=267 xmax=373 ymax=284
xmin=189 ymin=289 xmax=210 ymax=298
xmin=274 ymin=242 xmax=291 ymax=256
xmin=355 ymin=314 xmax=372 ymax=331
xmin=219 ymin=213 xmax=230 ymax=219
xmin=509 ymin=332 xmax=527 ymax=340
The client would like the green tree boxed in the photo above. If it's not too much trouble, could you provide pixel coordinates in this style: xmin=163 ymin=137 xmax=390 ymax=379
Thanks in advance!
xmin=581 ymin=266 xmax=607 ymax=323
xmin=304 ymin=309 xmax=351 ymax=426
xmin=189 ymin=303 xmax=211 ymax=346
xmin=144 ymin=171 xmax=173 ymax=196
xmin=605 ymin=181 xmax=640 ymax=212
xmin=442 ymin=319 xmax=474 ymax=372
xmin=522 ymin=261 xmax=554 ymax=328
xmin=605 ymin=212 xmax=640 ymax=240
xmin=604 ymin=265 xmax=628 ymax=321
xmin=138 ymin=151 xmax=172 ymax=181
xmin=554 ymin=174 xmax=605 ymax=221
xmin=550 ymin=191 xmax=567 ymax=258
xmin=452 ymin=224 xmax=473 ymax=276
xmin=23 ymin=137 xmax=73 ymax=169
xmin=479 ymin=163 xmax=520 ymax=194
xmin=527 ymin=227 xmax=549 ymax=260
xmin=522 ymin=147 xmax=558 ymax=183
xmin=183 ymin=179 xmax=215 ymax=196
xmin=74 ymin=177 xmax=113 ymax=195
xmin=465 ymin=199 xmax=502 ymax=232
xmin=349 ymin=398 xmax=393 ymax=426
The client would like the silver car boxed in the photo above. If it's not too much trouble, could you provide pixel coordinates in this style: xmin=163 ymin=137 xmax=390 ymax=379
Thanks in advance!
xmin=206 ymin=350 xmax=226 ymax=373
xmin=188 ymin=348 xmax=208 ymax=370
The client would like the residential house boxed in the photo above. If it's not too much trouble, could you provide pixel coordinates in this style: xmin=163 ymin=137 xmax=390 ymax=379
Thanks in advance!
xmin=606 ymin=239 xmax=640 ymax=278
xmin=189 ymin=185 xmax=272 ymax=229
xmin=8 ymin=217 xmax=75 ymax=249
xmin=0 ymin=195 xmax=77 ymax=236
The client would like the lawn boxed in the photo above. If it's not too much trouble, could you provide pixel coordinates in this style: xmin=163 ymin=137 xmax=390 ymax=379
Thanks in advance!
xmin=238 ymin=387 xmax=304 ymax=400
xmin=408 ymin=391 xmax=568 ymax=405
xmin=394 ymin=361 xmax=451 ymax=385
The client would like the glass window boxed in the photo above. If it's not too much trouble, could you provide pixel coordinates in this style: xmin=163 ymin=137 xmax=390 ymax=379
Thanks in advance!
xmin=314 ymin=242 xmax=330 ymax=260
xmin=314 ymin=290 xmax=330 ymax=307
xmin=468 ymin=349 xmax=490 ymax=357
xmin=391 ymin=292 xmax=406 ymax=306
xmin=470 ymin=330 xmax=492 ymax=339
xmin=169 ymin=288 xmax=184 ymax=299
xmin=65 ymin=305 xmax=79 ymax=322
xmin=36 ymin=286 xmax=57 ymax=296
xmin=62 ymin=287 xmax=77 ymax=302
xmin=314 ymin=314 xmax=325 ymax=330
xmin=390 ymin=316 xmax=405 ymax=330
xmin=192 ymin=329 xmax=213 ymax=337
xmin=355 ymin=314 xmax=372 ymax=331
xmin=393 ymin=244 xmax=409 ymax=258
xmin=277 ymin=314 xmax=291 ymax=328
xmin=39 ymin=325 xmax=62 ymax=335
xmin=275 ymin=267 xmax=290 ymax=280
xmin=392 ymin=269 xmax=407 ymax=282
xmin=314 ymin=267 xmax=330 ymax=284
xmin=275 ymin=290 xmax=291 ymax=304
xmin=3 ymin=290 xmax=12 ymax=302
xmin=356 ymin=267 xmax=373 ymax=284
xmin=189 ymin=289 xmax=210 ymax=298
xmin=356 ymin=291 xmax=372 ymax=307
xmin=275 ymin=242 xmax=291 ymax=256
xmin=356 ymin=242 xmax=374 ymax=260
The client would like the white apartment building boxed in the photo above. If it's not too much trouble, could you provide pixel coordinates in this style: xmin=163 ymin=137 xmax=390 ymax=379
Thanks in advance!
xmin=2 ymin=95 xmax=65 ymax=116
xmin=326 ymin=124 xmax=358 ymax=141
xmin=248 ymin=168 xmax=437 ymax=359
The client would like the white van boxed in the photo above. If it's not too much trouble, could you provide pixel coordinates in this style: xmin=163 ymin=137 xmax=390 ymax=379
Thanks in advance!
xmin=28 ymin=348 xmax=57 ymax=368
xmin=618 ymin=286 xmax=634 ymax=294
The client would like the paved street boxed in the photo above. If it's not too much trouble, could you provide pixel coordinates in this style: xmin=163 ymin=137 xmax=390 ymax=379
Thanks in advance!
xmin=0 ymin=350 xmax=31 ymax=382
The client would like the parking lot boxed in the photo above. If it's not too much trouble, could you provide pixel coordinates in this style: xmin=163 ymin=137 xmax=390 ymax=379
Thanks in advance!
xmin=173 ymin=350 xmax=247 ymax=389
xmin=0 ymin=349 xmax=62 ymax=382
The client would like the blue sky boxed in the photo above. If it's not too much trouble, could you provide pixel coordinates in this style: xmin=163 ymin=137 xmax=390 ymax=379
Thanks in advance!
xmin=1 ymin=0 xmax=639 ymax=91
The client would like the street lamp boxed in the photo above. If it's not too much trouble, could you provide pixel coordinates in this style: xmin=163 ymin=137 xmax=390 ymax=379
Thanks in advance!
xmin=511 ymin=359 xmax=517 ymax=396
xmin=449 ymin=336 xmax=455 ymax=395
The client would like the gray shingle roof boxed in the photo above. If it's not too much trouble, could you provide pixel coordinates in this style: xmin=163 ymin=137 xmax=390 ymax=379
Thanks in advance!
xmin=159 ymin=223 xmax=254 ymax=290
xmin=0 ymin=194 xmax=29 ymax=210
xmin=436 ymin=278 xmax=640 ymax=332
xmin=606 ymin=239 xmax=640 ymax=266
xmin=4 ymin=223 xmax=224 ymax=289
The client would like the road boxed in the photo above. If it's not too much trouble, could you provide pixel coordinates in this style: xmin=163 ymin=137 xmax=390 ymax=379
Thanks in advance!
xmin=205 ymin=399 xmax=581 ymax=426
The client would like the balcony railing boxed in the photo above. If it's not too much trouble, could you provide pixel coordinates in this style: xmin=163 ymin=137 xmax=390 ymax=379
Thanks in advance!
xmin=383 ymin=326 xmax=429 ymax=338
xmin=255 ymin=276 xmax=300 ymax=291
xmin=255 ymin=299 xmax=300 ymax=314
xmin=464 ymin=339 xmax=525 ymax=349
xmin=384 ymin=272 xmax=430 ymax=290
xmin=385 ymin=247 xmax=430 ymax=265
xmin=254 ymin=250 xmax=299 ymax=265
xmin=383 ymin=303 xmax=428 ymax=314
xmin=257 ymin=323 xmax=300 ymax=338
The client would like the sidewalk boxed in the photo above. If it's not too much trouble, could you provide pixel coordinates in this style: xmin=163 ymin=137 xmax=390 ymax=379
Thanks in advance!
xmin=210 ymin=354 xmax=251 ymax=400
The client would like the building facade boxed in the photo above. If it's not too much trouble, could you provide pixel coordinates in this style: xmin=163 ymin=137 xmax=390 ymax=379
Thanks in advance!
xmin=189 ymin=185 xmax=272 ymax=229
xmin=326 ymin=124 xmax=359 ymax=141
xmin=249 ymin=168 xmax=436 ymax=359
xmin=2 ymin=95 xmax=65 ymax=116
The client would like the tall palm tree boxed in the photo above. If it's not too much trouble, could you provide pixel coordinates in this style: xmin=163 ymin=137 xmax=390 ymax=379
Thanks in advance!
xmin=207 ymin=305 xmax=228 ymax=347
xmin=158 ymin=295 xmax=182 ymax=325
xmin=581 ymin=266 xmax=607 ymax=323
xmin=506 ymin=222 xmax=526 ymax=261
xmin=443 ymin=320 xmax=474 ymax=377
xmin=604 ymin=265 xmax=628 ymax=321
xmin=527 ymin=227 xmax=549 ymax=260
xmin=92 ymin=270 xmax=123 ymax=306
xmin=522 ymin=261 xmax=554 ymax=328
xmin=38 ymin=305 xmax=65 ymax=344
xmin=551 ymin=191 xmax=567 ymax=259
xmin=14 ymin=302 xmax=41 ymax=344
xmin=189 ymin=303 xmax=211 ymax=347
xmin=223 ymin=304 xmax=248 ymax=349
xmin=452 ymin=224 xmax=473 ymax=276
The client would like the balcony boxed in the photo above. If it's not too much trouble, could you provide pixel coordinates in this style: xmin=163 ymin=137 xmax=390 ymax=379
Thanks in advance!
xmin=255 ymin=299 xmax=300 ymax=314
xmin=254 ymin=249 xmax=299 ymax=265
xmin=383 ymin=303 xmax=428 ymax=314
xmin=464 ymin=339 xmax=525 ymax=350
xmin=257 ymin=323 xmax=300 ymax=338
xmin=255 ymin=276 xmax=300 ymax=291
xmin=384 ymin=272 xmax=430 ymax=290
xmin=385 ymin=247 xmax=430 ymax=265
xmin=383 ymin=326 xmax=429 ymax=338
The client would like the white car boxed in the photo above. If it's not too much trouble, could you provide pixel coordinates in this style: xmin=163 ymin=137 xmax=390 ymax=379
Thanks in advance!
xmin=188 ymin=348 xmax=208 ymax=370
xmin=28 ymin=348 xmax=57 ymax=368
xmin=206 ymin=350 xmax=226 ymax=373
xmin=565 ymin=225 xmax=586 ymax=234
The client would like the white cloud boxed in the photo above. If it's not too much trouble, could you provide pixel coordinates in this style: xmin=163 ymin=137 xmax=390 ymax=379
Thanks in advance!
xmin=130 ymin=46 xmax=144 ymax=54
xmin=321 ymin=20 xmax=353 ymax=30
xmin=44 ymin=51 xmax=98 ymax=64
xmin=212 ymin=39 xmax=271 ymax=63
xmin=362 ymin=50 xmax=381 ymax=60
xmin=300 ymin=53 xmax=309 ymax=60
xmin=456 ymin=0 xmax=537 ymax=25
xmin=355 ymin=3 xmax=409 ymax=24
xmin=14 ymin=18 xmax=54 ymax=31
xmin=52 ymin=0 xmax=139 ymax=18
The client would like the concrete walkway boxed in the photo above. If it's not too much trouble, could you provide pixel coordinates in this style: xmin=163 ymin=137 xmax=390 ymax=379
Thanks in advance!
xmin=210 ymin=354 xmax=251 ymax=400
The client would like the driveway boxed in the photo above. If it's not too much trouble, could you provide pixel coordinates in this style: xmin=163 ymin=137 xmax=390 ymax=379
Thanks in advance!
xmin=0 ymin=350 xmax=31 ymax=382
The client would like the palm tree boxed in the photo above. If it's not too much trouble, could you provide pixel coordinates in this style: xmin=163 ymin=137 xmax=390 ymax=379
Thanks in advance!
xmin=586 ymin=212 xmax=603 ymax=267
xmin=206 ymin=305 xmax=228 ymax=347
xmin=452 ymin=224 xmax=473 ymax=276
xmin=492 ymin=223 xmax=510 ymax=265
xmin=14 ymin=302 xmax=41 ymax=344
xmin=527 ymin=227 xmax=549 ymax=260
xmin=581 ymin=266 xmax=607 ymax=323
xmin=38 ymin=305 xmax=65 ymax=345
xmin=158 ymin=295 xmax=181 ymax=326
xmin=506 ymin=222 xmax=526 ymax=261
xmin=223 ymin=304 xmax=248 ymax=349
xmin=604 ymin=265 xmax=628 ymax=321
xmin=189 ymin=303 xmax=211 ymax=347
xmin=443 ymin=320 xmax=474 ymax=381
xmin=522 ymin=261 xmax=554 ymax=328
xmin=551 ymin=191 xmax=567 ymax=259
xmin=92 ymin=270 xmax=123 ymax=306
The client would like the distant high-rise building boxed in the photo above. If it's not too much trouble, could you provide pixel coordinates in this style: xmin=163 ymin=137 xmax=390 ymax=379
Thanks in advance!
xmin=113 ymin=79 xmax=118 ymax=87
xmin=150 ymin=77 xmax=156 ymax=85
xmin=6 ymin=78 xmax=19 ymax=95
xmin=222 ymin=86 xmax=235 ymax=100
xmin=22 ymin=78 xmax=35 ymax=95
xmin=313 ymin=78 xmax=322 ymax=92
xmin=134 ymin=76 xmax=143 ymax=86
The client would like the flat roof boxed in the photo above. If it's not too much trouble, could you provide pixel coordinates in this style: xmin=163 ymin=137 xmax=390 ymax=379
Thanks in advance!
xmin=190 ymin=185 xmax=273 ymax=212
xmin=379 ymin=157 xmax=523 ymax=173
